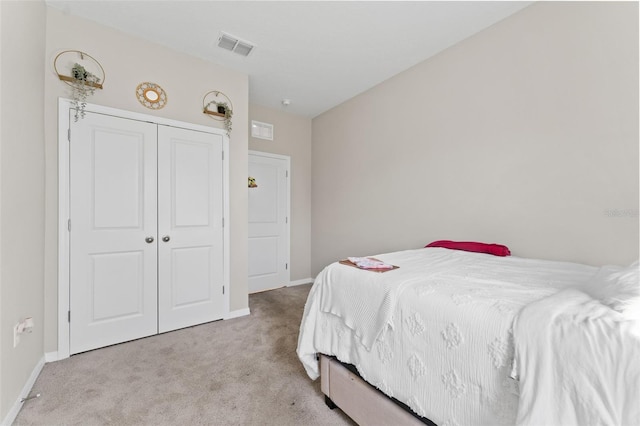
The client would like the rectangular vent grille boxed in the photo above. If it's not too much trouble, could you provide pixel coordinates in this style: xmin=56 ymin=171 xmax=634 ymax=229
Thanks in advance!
xmin=217 ymin=32 xmax=255 ymax=57
xmin=217 ymin=34 xmax=237 ymax=51
xmin=251 ymin=120 xmax=274 ymax=140
xmin=234 ymin=41 xmax=254 ymax=57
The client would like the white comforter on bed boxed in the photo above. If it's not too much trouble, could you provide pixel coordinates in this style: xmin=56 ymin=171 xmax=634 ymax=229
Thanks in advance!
xmin=297 ymin=248 xmax=597 ymax=425
xmin=513 ymin=288 xmax=640 ymax=426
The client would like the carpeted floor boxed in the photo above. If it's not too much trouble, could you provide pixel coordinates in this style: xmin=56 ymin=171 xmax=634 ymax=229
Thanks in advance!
xmin=14 ymin=284 xmax=354 ymax=426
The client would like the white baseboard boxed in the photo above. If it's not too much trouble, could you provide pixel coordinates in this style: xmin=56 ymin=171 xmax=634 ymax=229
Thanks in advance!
xmin=288 ymin=278 xmax=314 ymax=287
xmin=1 ymin=356 xmax=45 ymax=426
xmin=44 ymin=351 xmax=59 ymax=363
xmin=224 ymin=307 xmax=250 ymax=320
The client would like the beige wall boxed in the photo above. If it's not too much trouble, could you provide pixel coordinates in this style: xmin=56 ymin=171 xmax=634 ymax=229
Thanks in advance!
xmin=43 ymin=8 xmax=249 ymax=352
xmin=312 ymin=2 xmax=639 ymax=275
xmin=1 ymin=3 xmax=3 ymax=414
xmin=249 ymin=104 xmax=312 ymax=282
xmin=0 ymin=0 xmax=47 ymax=420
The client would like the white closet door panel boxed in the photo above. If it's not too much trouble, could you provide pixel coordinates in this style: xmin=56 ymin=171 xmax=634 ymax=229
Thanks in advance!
xmin=157 ymin=126 xmax=224 ymax=333
xmin=92 ymin=134 xmax=143 ymax=228
xmin=171 ymin=246 xmax=212 ymax=306
xmin=70 ymin=112 xmax=158 ymax=355
xmin=91 ymin=251 xmax=145 ymax=320
xmin=173 ymin=142 xmax=211 ymax=227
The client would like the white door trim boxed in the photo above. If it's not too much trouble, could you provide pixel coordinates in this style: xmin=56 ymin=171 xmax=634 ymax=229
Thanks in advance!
xmin=248 ymin=150 xmax=291 ymax=291
xmin=57 ymin=98 xmax=230 ymax=360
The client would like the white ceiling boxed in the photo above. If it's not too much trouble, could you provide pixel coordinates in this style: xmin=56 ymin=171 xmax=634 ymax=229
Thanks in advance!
xmin=46 ymin=1 xmax=532 ymax=117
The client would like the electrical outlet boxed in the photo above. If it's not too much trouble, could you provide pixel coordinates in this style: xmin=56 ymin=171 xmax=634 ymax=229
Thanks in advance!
xmin=13 ymin=323 xmax=20 ymax=348
xmin=23 ymin=317 xmax=34 ymax=332
xmin=12 ymin=317 xmax=34 ymax=348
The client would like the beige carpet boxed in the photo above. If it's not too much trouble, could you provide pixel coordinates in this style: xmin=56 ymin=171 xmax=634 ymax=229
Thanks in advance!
xmin=15 ymin=285 xmax=354 ymax=426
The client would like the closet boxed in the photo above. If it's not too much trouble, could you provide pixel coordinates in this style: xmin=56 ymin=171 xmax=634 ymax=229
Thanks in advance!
xmin=68 ymin=111 xmax=225 ymax=355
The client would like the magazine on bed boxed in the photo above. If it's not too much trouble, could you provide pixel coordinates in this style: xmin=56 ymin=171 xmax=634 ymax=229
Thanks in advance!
xmin=339 ymin=257 xmax=399 ymax=272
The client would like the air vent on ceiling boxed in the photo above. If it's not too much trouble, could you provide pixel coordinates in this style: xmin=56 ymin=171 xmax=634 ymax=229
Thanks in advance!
xmin=217 ymin=32 xmax=255 ymax=57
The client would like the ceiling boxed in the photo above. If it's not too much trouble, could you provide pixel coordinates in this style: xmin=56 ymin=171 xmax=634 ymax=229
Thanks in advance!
xmin=46 ymin=1 xmax=532 ymax=117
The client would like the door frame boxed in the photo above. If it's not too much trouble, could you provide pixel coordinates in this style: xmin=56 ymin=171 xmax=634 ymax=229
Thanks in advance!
xmin=248 ymin=150 xmax=291 ymax=291
xmin=57 ymin=98 xmax=230 ymax=360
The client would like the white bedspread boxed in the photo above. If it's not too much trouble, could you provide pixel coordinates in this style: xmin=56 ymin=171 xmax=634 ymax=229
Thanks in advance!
xmin=513 ymin=288 xmax=640 ymax=426
xmin=318 ymin=249 xmax=464 ymax=349
xmin=297 ymin=248 xmax=597 ymax=425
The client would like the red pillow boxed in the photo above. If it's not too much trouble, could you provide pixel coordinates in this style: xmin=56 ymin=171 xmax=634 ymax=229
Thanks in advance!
xmin=425 ymin=240 xmax=511 ymax=257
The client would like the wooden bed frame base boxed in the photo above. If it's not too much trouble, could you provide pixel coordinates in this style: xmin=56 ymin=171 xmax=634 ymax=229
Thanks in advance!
xmin=319 ymin=355 xmax=432 ymax=425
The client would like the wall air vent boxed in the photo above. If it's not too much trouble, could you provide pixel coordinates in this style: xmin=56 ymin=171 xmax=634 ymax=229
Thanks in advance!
xmin=251 ymin=120 xmax=274 ymax=140
xmin=217 ymin=32 xmax=255 ymax=57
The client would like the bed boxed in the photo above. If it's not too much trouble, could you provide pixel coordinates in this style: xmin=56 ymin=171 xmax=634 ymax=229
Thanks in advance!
xmin=297 ymin=246 xmax=640 ymax=425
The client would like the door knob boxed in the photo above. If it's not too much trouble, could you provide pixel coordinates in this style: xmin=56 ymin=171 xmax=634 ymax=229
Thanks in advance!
xmin=162 ymin=236 xmax=170 ymax=242
xmin=145 ymin=236 xmax=154 ymax=243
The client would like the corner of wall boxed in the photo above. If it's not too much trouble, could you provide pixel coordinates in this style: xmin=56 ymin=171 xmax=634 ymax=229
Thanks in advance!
xmin=0 ymin=0 xmax=47 ymax=421
xmin=248 ymin=103 xmax=313 ymax=281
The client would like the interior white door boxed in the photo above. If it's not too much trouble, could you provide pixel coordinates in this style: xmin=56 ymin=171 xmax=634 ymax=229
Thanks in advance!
xmin=157 ymin=126 xmax=225 ymax=332
xmin=70 ymin=111 xmax=158 ymax=354
xmin=248 ymin=152 xmax=289 ymax=293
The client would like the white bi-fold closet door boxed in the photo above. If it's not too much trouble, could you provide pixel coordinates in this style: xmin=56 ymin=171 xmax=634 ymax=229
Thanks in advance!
xmin=69 ymin=111 xmax=224 ymax=355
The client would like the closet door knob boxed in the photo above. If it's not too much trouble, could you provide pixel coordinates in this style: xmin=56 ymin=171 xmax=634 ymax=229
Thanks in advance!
xmin=162 ymin=236 xmax=170 ymax=242
xmin=145 ymin=237 xmax=154 ymax=243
